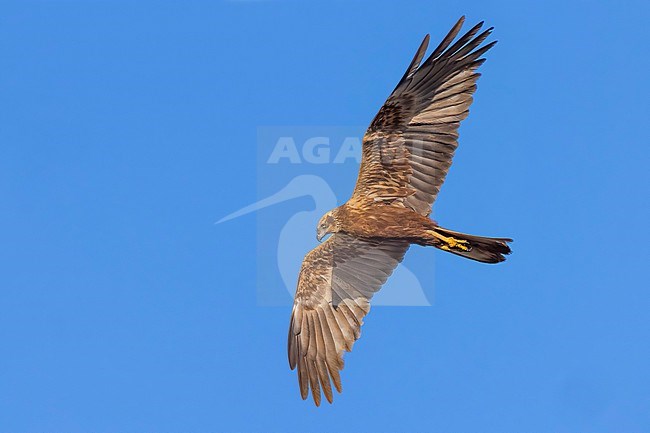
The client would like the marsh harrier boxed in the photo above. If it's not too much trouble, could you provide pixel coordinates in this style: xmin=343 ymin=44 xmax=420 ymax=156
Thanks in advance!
xmin=288 ymin=16 xmax=512 ymax=405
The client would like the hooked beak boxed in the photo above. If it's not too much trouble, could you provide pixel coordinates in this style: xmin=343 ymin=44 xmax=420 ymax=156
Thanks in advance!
xmin=316 ymin=228 xmax=325 ymax=242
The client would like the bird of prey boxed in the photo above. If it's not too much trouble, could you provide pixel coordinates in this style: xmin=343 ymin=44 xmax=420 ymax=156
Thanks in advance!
xmin=287 ymin=16 xmax=512 ymax=406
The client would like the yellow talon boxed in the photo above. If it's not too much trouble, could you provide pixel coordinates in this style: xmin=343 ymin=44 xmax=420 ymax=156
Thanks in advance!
xmin=447 ymin=237 xmax=471 ymax=251
xmin=428 ymin=230 xmax=471 ymax=252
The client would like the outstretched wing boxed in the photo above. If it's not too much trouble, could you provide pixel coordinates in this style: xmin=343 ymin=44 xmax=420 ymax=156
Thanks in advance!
xmin=288 ymin=233 xmax=409 ymax=405
xmin=350 ymin=17 xmax=496 ymax=215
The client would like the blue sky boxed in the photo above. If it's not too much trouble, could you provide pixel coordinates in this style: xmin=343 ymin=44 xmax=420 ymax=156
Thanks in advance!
xmin=1 ymin=1 xmax=649 ymax=432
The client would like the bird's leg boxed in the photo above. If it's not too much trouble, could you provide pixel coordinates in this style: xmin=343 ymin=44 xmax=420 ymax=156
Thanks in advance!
xmin=426 ymin=230 xmax=471 ymax=252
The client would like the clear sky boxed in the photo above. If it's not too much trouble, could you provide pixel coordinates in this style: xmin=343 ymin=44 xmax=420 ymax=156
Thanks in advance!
xmin=1 ymin=1 xmax=649 ymax=432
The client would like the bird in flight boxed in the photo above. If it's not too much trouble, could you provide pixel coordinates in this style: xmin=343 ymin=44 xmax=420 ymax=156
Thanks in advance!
xmin=287 ymin=16 xmax=512 ymax=406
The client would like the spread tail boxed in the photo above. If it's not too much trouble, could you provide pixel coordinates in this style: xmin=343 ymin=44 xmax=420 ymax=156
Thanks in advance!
xmin=426 ymin=226 xmax=512 ymax=264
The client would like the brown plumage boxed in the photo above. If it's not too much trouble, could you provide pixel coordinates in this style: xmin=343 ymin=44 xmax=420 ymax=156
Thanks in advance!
xmin=288 ymin=16 xmax=512 ymax=406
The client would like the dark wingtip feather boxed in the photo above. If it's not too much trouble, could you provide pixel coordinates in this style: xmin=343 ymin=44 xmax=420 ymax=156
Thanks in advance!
xmin=428 ymin=16 xmax=466 ymax=60
xmin=460 ymin=40 xmax=498 ymax=68
xmin=442 ymin=20 xmax=486 ymax=59
xmin=394 ymin=33 xmax=432 ymax=91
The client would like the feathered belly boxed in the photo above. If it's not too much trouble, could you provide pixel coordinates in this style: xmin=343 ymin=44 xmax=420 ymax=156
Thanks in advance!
xmin=340 ymin=205 xmax=435 ymax=240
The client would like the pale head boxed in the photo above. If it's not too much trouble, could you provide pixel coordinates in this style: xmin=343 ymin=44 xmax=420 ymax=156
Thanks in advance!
xmin=316 ymin=209 xmax=339 ymax=242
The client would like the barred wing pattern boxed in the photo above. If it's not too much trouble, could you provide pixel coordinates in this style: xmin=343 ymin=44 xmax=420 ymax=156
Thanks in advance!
xmin=288 ymin=233 xmax=410 ymax=405
xmin=350 ymin=17 xmax=496 ymax=215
